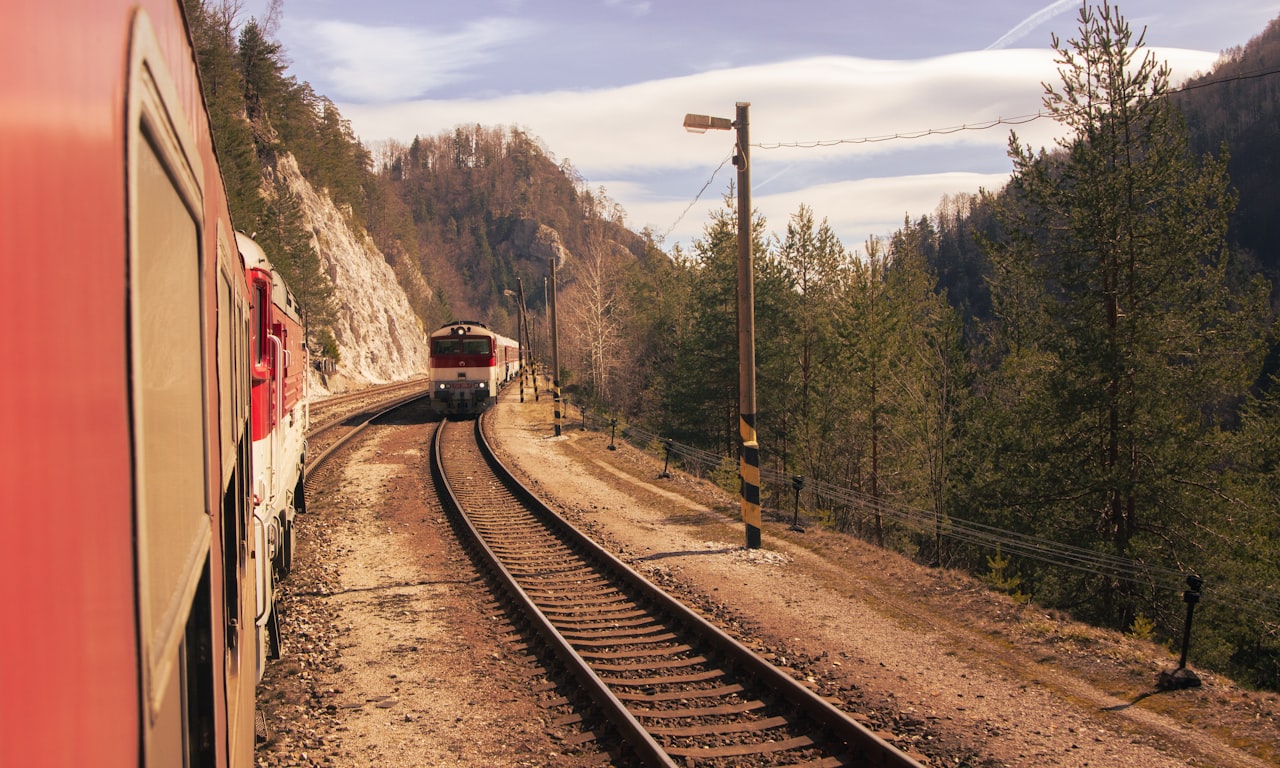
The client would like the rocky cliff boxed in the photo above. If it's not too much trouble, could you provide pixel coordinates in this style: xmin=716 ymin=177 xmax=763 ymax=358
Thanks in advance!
xmin=277 ymin=154 xmax=431 ymax=394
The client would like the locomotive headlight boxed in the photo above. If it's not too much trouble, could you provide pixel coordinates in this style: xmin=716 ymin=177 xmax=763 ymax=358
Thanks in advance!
xmin=478 ymin=382 xmax=487 ymax=389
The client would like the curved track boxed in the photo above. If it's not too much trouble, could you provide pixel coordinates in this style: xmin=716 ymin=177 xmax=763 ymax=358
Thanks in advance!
xmin=304 ymin=385 xmax=431 ymax=496
xmin=430 ymin=413 xmax=925 ymax=768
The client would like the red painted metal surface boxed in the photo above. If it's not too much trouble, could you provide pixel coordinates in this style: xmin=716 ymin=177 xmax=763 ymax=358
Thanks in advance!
xmin=0 ymin=2 xmax=259 ymax=765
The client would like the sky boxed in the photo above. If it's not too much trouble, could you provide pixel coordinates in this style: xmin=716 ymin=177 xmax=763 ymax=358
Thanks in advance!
xmin=240 ymin=0 xmax=1278 ymax=253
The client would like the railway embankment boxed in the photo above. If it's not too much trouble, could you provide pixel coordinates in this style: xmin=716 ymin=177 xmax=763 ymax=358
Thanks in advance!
xmin=257 ymin=388 xmax=1280 ymax=767
xmin=486 ymin=393 xmax=1280 ymax=768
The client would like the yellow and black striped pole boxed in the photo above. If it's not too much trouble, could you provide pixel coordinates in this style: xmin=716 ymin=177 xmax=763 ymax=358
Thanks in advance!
xmin=741 ymin=421 xmax=761 ymax=549
xmin=733 ymin=102 xmax=761 ymax=549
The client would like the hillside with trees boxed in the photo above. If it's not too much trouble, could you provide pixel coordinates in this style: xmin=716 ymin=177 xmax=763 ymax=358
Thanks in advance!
xmin=1178 ymin=16 xmax=1280 ymax=293
xmin=370 ymin=127 xmax=651 ymax=334
xmin=187 ymin=0 xmax=354 ymax=359
xmin=185 ymin=0 xmax=649 ymax=357
xmin=186 ymin=0 xmax=1280 ymax=691
xmin=600 ymin=5 xmax=1280 ymax=690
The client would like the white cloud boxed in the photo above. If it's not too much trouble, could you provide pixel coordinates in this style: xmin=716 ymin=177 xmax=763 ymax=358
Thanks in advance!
xmin=340 ymin=46 xmax=1220 ymax=250
xmin=289 ymin=18 xmax=536 ymax=102
xmin=343 ymin=51 xmax=1073 ymax=168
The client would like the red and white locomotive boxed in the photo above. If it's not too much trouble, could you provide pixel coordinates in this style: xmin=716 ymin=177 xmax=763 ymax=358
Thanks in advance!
xmin=0 ymin=2 xmax=306 ymax=766
xmin=240 ymin=232 xmax=309 ymax=671
xmin=428 ymin=321 xmax=521 ymax=415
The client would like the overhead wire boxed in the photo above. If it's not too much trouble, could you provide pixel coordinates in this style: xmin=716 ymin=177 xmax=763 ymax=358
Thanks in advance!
xmin=752 ymin=65 xmax=1280 ymax=153
xmin=663 ymin=63 xmax=1280 ymax=240
xmin=661 ymin=153 xmax=734 ymax=244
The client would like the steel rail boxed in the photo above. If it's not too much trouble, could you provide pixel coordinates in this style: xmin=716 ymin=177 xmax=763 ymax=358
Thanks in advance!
xmin=308 ymin=381 xmax=431 ymax=440
xmin=304 ymin=390 xmax=431 ymax=478
xmin=430 ymin=417 xmax=677 ymax=767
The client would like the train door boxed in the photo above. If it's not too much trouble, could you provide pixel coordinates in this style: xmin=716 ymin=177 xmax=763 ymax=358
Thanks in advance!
xmin=248 ymin=267 xmax=280 ymax=674
xmin=217 ymin=231 xmax=257 ymax=762
xmin=126 ymin=10 xmax=215 ymax=766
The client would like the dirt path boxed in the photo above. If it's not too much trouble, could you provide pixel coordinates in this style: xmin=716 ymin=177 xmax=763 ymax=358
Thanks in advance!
xmin=257 ymin=403 xmax=586 ymax=767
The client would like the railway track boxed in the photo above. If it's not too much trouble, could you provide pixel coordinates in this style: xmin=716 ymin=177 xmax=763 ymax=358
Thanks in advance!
xmin=304 ymin=382 xmax=431 ymax=494
xmin=308 ymin=377 xmax=430 ymax=431
xmin=431 ymin=413 xmax=926 ymax=768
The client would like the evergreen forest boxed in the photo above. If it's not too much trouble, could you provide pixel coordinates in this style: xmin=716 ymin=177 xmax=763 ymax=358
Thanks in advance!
xmin=186 ymin=0 xmax=1280 ymax=690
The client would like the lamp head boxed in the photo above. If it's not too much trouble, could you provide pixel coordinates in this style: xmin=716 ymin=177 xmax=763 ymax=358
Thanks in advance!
xmin=683 ymin=113 xmax=733 ymax=133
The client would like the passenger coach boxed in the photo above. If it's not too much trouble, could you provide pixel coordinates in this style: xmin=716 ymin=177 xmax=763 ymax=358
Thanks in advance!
xmin=0 ymin=3 xmax=305 ymax=766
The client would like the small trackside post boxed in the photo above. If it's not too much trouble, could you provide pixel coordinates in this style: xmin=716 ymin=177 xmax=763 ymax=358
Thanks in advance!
xmin=1159 ymin=575 xmax=1204 ymax=689
xmin=789 ymin=475 xmax=805 ymax=532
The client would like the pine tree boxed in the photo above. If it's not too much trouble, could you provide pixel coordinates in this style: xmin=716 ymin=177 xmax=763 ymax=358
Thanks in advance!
xmin=765 ymin=205 xmax=848 ymax=481
xmin=838 ymin=236 xmax=902 ymax=542
xmin=984 ymin=2 xmax=1270 ymax=626
xmin=236 ymin=18 xmax=285 ymax=123
xmin=888 ymin=216 xmax=966 ymax=563
xmin=662 ymin=195 xmax=741 ymax=450
xmin=660 ymin=189 xmax=769 ymax=452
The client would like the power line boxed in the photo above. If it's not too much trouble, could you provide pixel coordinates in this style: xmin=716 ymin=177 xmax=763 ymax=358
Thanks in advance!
xmin=755 ymin=112 xmax=1049 ymax=151
xmin=661 ymin=152 xmax=733 ymax=243
xmin=752 ymin=65 xmax=1280 ymax=153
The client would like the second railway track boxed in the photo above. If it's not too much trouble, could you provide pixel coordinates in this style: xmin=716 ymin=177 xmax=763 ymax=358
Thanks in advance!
xmin=431 ymin=412 xmax=926 ymax=768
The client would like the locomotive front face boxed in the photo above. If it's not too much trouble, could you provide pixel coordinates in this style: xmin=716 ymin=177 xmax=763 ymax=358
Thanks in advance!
xmin=429 ymin=327 xmax=497 ymax=415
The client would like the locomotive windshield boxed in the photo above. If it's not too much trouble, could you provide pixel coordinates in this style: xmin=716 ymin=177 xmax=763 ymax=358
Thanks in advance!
xmin=432 ymin=336 xmax=492 ymax=356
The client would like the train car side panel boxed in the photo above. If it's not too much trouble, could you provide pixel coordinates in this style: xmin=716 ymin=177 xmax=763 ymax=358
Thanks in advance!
xmin=0 ymin=3 xmax=139 ymax=765
xmin=217 ymin=228 xmax=259 ymax=763
xmin=0 ymin=2 xmax=258 ymax=766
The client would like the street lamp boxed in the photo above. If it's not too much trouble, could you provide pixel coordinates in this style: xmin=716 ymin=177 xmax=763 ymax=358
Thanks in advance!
xmin=682 ymin=113 xmax=733 ymax=133
xmin=684 ymin=102 xmax=760 ymax=550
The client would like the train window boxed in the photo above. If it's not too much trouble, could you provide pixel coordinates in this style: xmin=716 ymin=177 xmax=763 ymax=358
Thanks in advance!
xmin=250 ymin=285 xmax=263 ymax=365
xmin=433 ymin=338 xmax=461 ymax=355
xmin=249 ymin=271 xmax=271 ymax=380
xmin=134 ymin=126 xmax=208 ymax=716
xmin=126 ymin=9 xmax=210 ymax=754
xmin=462 ymin=338 xmax=491 ymax=355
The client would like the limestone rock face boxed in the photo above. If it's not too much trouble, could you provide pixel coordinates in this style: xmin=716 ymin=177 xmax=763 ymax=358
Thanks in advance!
xmin=512 ymin=218 xmax=571 ymax=268
xmin=278 ymin=154 xmax=430 ymax=393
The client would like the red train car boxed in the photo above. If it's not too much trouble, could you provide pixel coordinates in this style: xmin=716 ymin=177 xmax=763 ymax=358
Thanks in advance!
xmin=0 ymin=2 xmax=273 ymax=766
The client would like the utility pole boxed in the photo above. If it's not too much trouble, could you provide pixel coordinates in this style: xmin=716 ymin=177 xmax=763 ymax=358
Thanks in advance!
xmin=733 ymin=102 xmax=760 ymax=549
xmin=516 ymin=279 xmax=528 ymax=402
xmin=550 ymin=259 xmax=561 ymax=437
xmin=684 ymin=101 xmax=759 ymax=549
